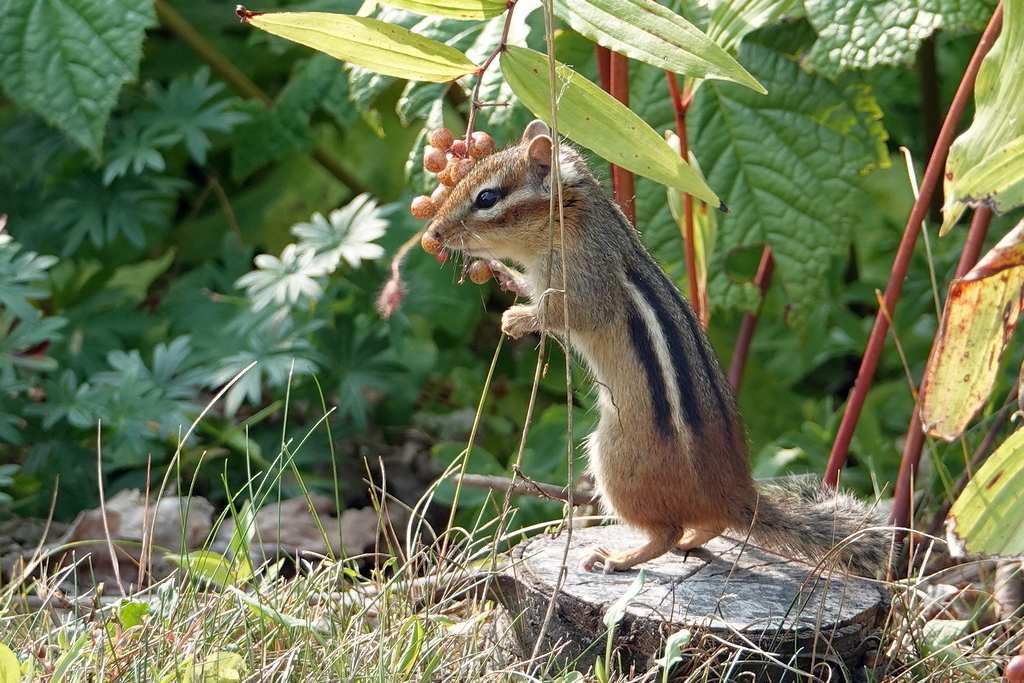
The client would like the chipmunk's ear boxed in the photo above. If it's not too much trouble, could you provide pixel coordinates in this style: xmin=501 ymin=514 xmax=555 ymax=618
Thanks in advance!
xmin=521 ymin=119 xmax=550 ymax=143
xmin=526 ymin=134 xmax=552 ymax=179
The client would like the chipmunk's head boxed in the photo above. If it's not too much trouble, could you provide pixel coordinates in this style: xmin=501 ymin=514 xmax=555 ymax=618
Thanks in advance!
xmin=425 ymin=120 xmax=586 ymax=267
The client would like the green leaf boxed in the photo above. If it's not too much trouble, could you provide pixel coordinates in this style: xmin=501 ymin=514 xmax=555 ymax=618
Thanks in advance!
xmin=942 ymin=0 xmax=1024 ymax=232
xmin=804 ymin=0 xmax=996 ymax=79
xmin=377 ymin=0 xmax=506 ymax=20
xmin=603 ymin=569 xmax=646 ymax=628
xmin=238 ymin=9 xmax=479 ymax=83
xmin=168 ymin=550 xmax=242 ymax=589
xmin=500 ymin=46 xmax=721 ymax=205
xmin=686 ymin=44 xmax=889 ymax=325
xmin=551 ymin=0 xmax=764 ymax=92
xmin=920 ymin=220 xmax=1024 ymax=440
xmin=0 ymin=642 xmax=19 ymax=683
xmin=950 ymin=426 xmax=1024 ymax=556
xmin=0 ymin=0 xmax=156 ymax=156
xmin=705 ymin=0 xmax=800 ymax=55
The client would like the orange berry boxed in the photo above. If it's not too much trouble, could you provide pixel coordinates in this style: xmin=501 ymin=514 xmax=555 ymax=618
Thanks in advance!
xmin=423 ymin=146 xmax=447 ymax=173
xmin=451 ymin=139 xmax=467 ymax=158
xmin=420 ymin=231 xmax=444 ymax=255
xmin=468 ymin=260 xmax=494 ymax=285
xmin=470 ymin=131 xmax=495 ymax=157
xmin=410 ymin=195 xmax=434 ymax=220
xmin=430 ymin=183 xmax=449 ymax=207
xmin=450 ymin=158 xmax=474 ymax=185
xmin=1006 ymin=655 xmax=1024 ymax=683
xmin=437 ymin=164 xmax=454 ymax=187
xmin=428 ymin=128 xmax=454 ymax=151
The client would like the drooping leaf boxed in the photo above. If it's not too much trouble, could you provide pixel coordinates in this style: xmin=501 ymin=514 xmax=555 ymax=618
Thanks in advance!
xmin=804 ymin=0 xmax=996 ymax=79
xmin=500 ymin=46 xmax=721 ymax=205
xmin=0 ymin=0 xmax=156 ymax=156
xmin=683 ymin=44 xmax=889 ymax=325
xmin=551 ymin=0 xmax=764 ymax=92
xmin=237 ymin=8 xmax=479 ymax=83
xmin=920 ymin=219 xmax=1024 ymax=441
xmin=705 ymin=0 xmax=800 ymax=56
xmin=377 ymin=0 xmax=506 ymax=20
xmin=942 ymin=0 xmax=1024 ymax=232
xmin=950 ymin=426 xmax=1024 ymax=556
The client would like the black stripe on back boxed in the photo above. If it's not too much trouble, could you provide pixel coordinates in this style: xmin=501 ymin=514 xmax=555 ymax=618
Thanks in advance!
xmin=676 ymin=296 xmax=732 ymax=421
xmin=625 ymin=307 xmax=674 ymax=438
xmin=626 ymin=266 xmax=704 ymax=435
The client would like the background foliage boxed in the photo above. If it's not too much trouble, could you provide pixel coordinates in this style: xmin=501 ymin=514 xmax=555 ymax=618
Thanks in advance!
xmin=0 ymin=0 xmax=1016 ymax=533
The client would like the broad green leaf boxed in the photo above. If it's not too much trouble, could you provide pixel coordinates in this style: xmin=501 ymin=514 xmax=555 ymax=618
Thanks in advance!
xmin=192 ymin=651 xmax=246 ymax=683
xmin=920 ymin=219 xmax=1024 ymax=440
xmin=500 ymin=46 xmax=721 ymax=206
xmin=377 ymin=0 xmax=506 ymax=19
xmin=942 ymin=0 xmax=1024 ymax=232
xmin=238 ymin=9 xmax=479 ymax=83
xmin=705 ymin=0 xmax=799 ymax=55
xmin=0 ymin=642 xmax=19 ymax=683
xmin=950 ymin=425 xmax=1024 ymax=555
xmin=0 ymin=0 xmax=156 ymax=156
xmin=551 ymin=0 xmax=765 ymax=93
xmin=804 ymin=0 xmax=996 ymax=79
xmin=680 ymin=44 xmax=889 ymax=326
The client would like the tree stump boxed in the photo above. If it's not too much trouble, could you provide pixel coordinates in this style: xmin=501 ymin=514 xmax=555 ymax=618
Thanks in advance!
xmin=490 ymin=525 xmax=890 ymax=682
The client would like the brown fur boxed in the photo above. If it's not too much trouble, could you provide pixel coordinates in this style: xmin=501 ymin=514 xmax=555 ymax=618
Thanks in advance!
xmin=426 ymin=122 xmax=892 ymax=576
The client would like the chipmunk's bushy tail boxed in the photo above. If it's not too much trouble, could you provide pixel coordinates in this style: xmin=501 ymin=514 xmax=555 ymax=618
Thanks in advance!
xmin=737 ymin=479 xmax=894 ymax=577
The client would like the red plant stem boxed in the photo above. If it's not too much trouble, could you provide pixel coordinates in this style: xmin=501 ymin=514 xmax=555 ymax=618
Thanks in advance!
xmin=609 ymin=51 xmax=636 ymax=225
xmin=956 ymin=206 xmax=992 ymax=278
xmin=595 ymin=45 xmax=611 ymax=91
xmin=666 ymin=72 xmax=703 ymax=325
xmin=823 ymin=3 xmax=1004 ymax=489
xmin=728 ymin=246 xmax=775 ymax=390
xmin=890 ymin=205 xmax=993 ymax=539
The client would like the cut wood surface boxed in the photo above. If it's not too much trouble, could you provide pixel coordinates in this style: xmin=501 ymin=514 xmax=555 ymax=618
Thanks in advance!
xmin=491 ymin=525 xmax=890 ymax=681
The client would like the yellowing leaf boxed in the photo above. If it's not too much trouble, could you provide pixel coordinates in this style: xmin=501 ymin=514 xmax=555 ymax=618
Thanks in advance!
xmin=920 ymin=219 xmax=1024 ymax=440
xmin=237 ymin=8 xmax=478 ymax=83
xmin=500 ymin=46 xmax=721 ymax=206
xmin=950 ymin=426 xmax=1024 ymax=556
xmin=941 ymin=0 xmax=1024 ymax=233
xmin=377 ymin=0 xmax=506 ymax=19
xmin=552 ymin=0 xmax=765 ymax=92
xmin=0 ymin=643 xmax=19 ymax=683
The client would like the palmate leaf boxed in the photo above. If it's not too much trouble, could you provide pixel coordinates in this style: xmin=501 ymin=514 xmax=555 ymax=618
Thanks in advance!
xmin=500 ymin=46 xmax=721 ymax=206
xmin=551 ymin=0 xmax=764 ymax=92
xmin=0 ymin=0 xmax=156 ymax=156
xmin=238 ymin=7 xmax=479 ymax=83
xmin=804 ymin=0 xmax=996 ymax=78
xmin=942 ymin=0 xmax=1024 ymax=232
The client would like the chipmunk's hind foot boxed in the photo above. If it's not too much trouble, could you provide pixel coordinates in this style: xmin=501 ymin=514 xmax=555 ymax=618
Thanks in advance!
xmin=578 ymin=528 xmax=680 ymax=573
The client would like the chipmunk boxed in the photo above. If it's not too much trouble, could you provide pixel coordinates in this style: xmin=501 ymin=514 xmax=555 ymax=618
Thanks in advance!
xmin=424 ymin=120 xmax=891 ymax=576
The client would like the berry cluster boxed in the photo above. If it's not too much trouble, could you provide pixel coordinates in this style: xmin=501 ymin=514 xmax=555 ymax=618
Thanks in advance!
xmin=409 ymin=127 xmax=495 ymax=221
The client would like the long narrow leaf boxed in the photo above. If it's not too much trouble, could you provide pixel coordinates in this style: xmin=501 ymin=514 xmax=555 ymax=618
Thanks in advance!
xmin=501 ymin=46 xmax=722 ymax=206
xmin=238 ymin=8 xmax=479 ymax=83
xmin=553 ymin=0 xmax=765 ymax=93
xmin=377 ymin=0 xmax=506 ymax=20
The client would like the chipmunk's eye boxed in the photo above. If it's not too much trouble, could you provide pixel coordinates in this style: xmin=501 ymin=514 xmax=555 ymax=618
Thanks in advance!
xmin=475 ymin=189 xmax=500 ymax=210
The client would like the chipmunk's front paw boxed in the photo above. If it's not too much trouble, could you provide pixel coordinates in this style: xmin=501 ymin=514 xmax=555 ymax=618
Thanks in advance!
xmin=578 ymin=546 xmax=626 ymax=574
xmin=501 ymin=305 xmax=539 ymax=339
xmin=487 ymin=260 xmax=530 ymax=297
